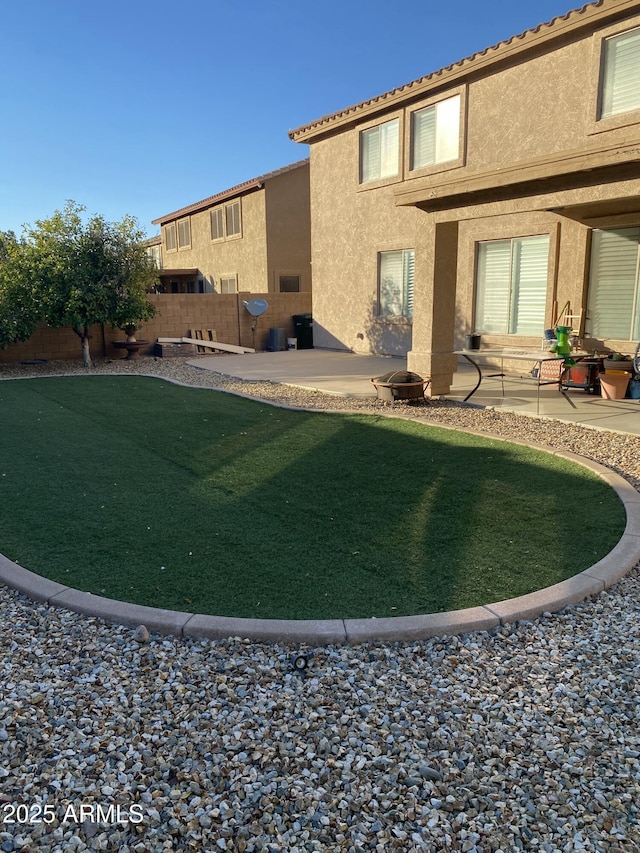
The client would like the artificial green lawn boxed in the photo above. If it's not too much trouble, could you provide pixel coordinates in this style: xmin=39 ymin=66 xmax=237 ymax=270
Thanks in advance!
xmin=0 ymin=375 xmax=626 ymax=619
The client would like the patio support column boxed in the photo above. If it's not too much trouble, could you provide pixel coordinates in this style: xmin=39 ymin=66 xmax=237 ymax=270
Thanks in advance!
xmin=408 ymin=218 xmax=459 ymax=395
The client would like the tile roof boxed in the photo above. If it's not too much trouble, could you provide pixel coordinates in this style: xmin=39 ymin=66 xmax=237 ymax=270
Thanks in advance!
xmin=289 ymin=0 xmax=626 ymax=142
xmin=152 ymin=159 xmax=310 ymax=225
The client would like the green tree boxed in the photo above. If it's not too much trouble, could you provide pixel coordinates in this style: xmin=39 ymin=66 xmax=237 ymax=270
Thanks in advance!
xmin=0 ymin=202 xmax=158 ymax=367
xmin=0 ymin=230 xmax=42 ymax=349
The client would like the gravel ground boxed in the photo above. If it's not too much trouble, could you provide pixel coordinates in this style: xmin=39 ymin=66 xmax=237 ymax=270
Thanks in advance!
xmin=1 ymin=355 xmax=639 ymax=852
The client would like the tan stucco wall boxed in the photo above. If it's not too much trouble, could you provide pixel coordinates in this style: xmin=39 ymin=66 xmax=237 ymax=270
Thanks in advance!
xmin=265 ymin=163 xmax=312 ymax=292
xmin=303 ymin=4 xmax=640 ymax=385
xmin=309 ymin=133 xmax=418 ymax=356
xmin=464 ymin=13 xmax=640 ymax=170
xmin=162 ymin=189 xmax=269 ymax=293
xmin=465 ymin=47 xmax=588 ymax=169
xmin=159 ymin=163 xmax=311 ymax=295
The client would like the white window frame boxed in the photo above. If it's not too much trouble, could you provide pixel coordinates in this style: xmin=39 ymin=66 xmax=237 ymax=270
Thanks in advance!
xmin=145 ymin=245 xmax=161 ymax=269
xmin=600 ymin=26 xmax=640 ymax=119
xmin=587 ymin=226 xmax=640 ymax=341
xmin=406 ymin=85 xmax=466 ymax=176
xmin=378 ymin=249 xmax=414 ymax=319
xmin=475 ymin=235 xmax=549 ymax=336
xmin=410 ymin=94 xmax=461 ymax=170
xmin=589 ymin=21 xmax=640 ymax=135
xmin=219 ymin=274 xmax=238 ymax=294
xmin=359 ymin=118 xmax=400 ymax=185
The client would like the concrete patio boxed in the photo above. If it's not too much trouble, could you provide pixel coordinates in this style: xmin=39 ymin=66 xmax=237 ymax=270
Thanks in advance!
xmin=190 ymin=348 xmax=640 ymax=436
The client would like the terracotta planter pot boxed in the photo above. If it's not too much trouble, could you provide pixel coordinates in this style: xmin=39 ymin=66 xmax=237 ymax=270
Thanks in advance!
xmin=567 ymin=366 xmax=589 ymax=384
xmin=600 ymin=370 xmax=631 ymax=400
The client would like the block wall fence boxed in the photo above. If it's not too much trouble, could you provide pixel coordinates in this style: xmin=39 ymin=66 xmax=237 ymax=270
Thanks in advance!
xmin=0 ymin=292 xmax=312 ymax=363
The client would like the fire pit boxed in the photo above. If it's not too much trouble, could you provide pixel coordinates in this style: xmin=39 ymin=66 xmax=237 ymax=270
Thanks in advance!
xmin=370 ymin=371 xmax=430 ymax=405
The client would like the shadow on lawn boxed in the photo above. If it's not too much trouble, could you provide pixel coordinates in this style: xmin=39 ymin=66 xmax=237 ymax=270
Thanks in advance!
xmin=222 ymin=415 xmax=616 ymax=619
xmin=0 ymin=375 xmax=625 ymax=620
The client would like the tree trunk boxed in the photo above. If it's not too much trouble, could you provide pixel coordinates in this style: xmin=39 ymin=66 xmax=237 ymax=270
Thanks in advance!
xmin=75 ymin=326 xmax=92 ymax=368
xmin=82 ymin=335 xmax=92 ymax=368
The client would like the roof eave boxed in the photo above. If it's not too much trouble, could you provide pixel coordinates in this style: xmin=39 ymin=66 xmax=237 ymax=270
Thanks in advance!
xmin=152 ymin=158 xmax=310 ymax=226
xmin=151 ymin=180 xmax=263 ymax=226
xmin=290 ymin=0 xmax=637 ymax=143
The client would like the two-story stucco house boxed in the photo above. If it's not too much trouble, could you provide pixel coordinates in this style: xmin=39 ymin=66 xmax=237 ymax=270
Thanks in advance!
xmin=151 ymin=159 xmax=311 ymax=297
xmin=290 ymin=0 xmax=640 ymax=394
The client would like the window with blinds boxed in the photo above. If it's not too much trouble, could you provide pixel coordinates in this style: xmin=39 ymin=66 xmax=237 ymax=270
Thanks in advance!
xmin=587 ymin=228 xmax=640 ymax=340
xmin=411 ymin=95 xmax=460 ymax=170
xmin=146 ymin=245 xmax=161 ymax=269
xmin=210 ymin=208 xmax=224 ymax=240
xmin=475 ymin=236 xmax=549 ymax=335
xmin=210 ymin=202 xmax=242 ymax=241
xmin=220 ymin=275 xmax=237 ymax=294
xmin=601 ymin=28 xmax=640 ymax=118
xmin=164 ymin=223 xmax=177 ymax=252
xmin=378 ymin=249 xmax=414 ymax=318
xmin=225 ymin=201 xmax=242 ymax=237
xmin=360 ymin=119 xmax=400 ymax=184
xmin=177 ymin=218 xmax=191 ymax=249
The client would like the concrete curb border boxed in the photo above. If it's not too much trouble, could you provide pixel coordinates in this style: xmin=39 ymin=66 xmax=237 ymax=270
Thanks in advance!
xmin=1 ymin=376 xmax=639 ymax=645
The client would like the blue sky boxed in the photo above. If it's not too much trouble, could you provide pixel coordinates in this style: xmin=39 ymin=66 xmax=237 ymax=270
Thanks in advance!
xmin=1 ymin=0 xmax=583 ymax=237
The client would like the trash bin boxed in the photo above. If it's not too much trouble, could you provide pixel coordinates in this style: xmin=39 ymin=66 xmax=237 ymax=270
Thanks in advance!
xmin=292 ymin=313 xmax=313 ymax=349
xmin=268 ymin=327 xmax=285 ymax=351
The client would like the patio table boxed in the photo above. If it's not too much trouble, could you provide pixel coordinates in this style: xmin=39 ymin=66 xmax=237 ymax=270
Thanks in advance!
xmin=454 ymin=348 xmax=590 ymax=413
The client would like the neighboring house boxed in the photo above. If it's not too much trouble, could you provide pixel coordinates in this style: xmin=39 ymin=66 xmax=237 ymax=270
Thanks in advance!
xmin=151 ymin=159 xmax=311 ymax=296
xmin=290 ymin=0 xmax=640 ymax=393
xmin=144 ymin=235 xmax=162 ymax=272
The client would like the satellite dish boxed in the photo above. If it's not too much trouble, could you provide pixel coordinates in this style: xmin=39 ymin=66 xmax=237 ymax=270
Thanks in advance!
xmin=243 ymin=298 xmax=268 ymax=317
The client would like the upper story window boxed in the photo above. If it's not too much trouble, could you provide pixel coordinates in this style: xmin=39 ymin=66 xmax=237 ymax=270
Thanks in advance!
xmin=210 ymin=201 xmax=242 ymax=240
xmin=177 ymin=218 xmax=191 ymax=249
xmin=475 ymin=235 xmax=549 ymax=336
xmin=411 ymin=94 xmax=460 ymax=169
xmin=360 ymin=118 xmax=399 ymax=184
xmin=164 ymin=223 xmax=177 ymax=252
xmin=226 ymin=201 xmax=242 ymax=237
xmin=145 ymin=245 xmax=162 ymax=269
xmin=210 ymin=208 xmax=224 ymax=240
xmin=600 ymin=27 xmax=640 ymax=118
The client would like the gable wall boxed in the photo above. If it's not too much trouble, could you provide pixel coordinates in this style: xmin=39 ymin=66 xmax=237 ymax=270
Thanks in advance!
xmin=305 ymin=4 xmax=640 ymax=362
xmin=161 ymin=189 xmax=269 ymax=293
xmin=265 ymin=162 xmax=312 ymax=292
